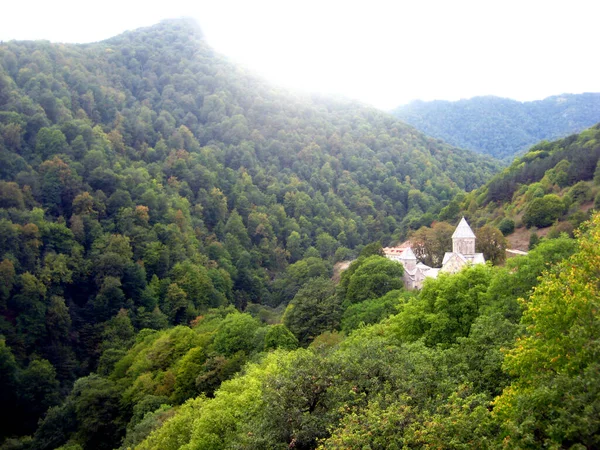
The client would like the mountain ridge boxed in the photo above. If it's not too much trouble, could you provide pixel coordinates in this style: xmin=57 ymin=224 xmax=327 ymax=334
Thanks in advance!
xmin=392 ymin=92 xmax=600 ymax=159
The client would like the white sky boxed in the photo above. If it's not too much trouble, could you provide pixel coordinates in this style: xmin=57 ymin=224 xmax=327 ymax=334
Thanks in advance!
xmin=1 ymin=0 xmax=599 ymax=109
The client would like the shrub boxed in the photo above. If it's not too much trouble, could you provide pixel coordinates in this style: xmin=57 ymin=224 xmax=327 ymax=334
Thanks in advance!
xmin=498 ymin=218 xmax=515 ymax=236
xmin=568 ymin=181 xmax=592 ymax=204
xmin=523 ymin=195 xmax=565 ymax=228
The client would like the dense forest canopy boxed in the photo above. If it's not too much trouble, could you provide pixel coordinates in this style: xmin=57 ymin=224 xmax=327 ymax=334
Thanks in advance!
xmin=0 ymin=18 xmax=502 ymax=447
xmin=17 ymin=214 xmax=590 ymax=450
xmin=1 ymin=17 xmax=599 ymax=450
xmin=392 ymin=94 xmax=600 ymax=159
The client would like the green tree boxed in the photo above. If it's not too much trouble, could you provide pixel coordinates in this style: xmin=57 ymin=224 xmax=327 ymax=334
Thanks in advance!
xmin=170 ymin=261 xmax=218 ymax=311
xmin=283 ymin=278 xmax=341 ymax=345
xmin=14 ymin=272 xmax=48 ymax=348
xmin=163 ymin=283 xmax=190 ymax=325
xmin=270 ymin=256 xmax=331 ymax=306
xmin=498 ymin=218 xmax=515 ymax=236
xmin=344 ymin=256 xmax=404 ymax=305
xmin=494 ymin=213 xmax=600 ymax=448
xmin=392 ymin=264 xmax=493 ymax=346
xmin=286 ymin=231 xmax=303 ymax=262
xmin=212 ymin=313 xmax=262 ymax=356
xmin=19 ymin=358 xmax=61 ymax=431
xmin=93 ymin=277 xmax=126 ymax=321
xmin=410 ymin=222 xmax=454 ymax=267
xmin=264 ymin=324 xmax=299 ymax=351
xmin=316 ymin=232 xmax=338 ymax=259
xmin=36 ymin=127 xmax=68 ymax=160
xmin=0 ymin=258 xmax=16 ymax=307
xmin=523 ymin=194 xmax=565 ymax=228
xmin=70 ymin=375 xmax=125 ymax=450
xmin=0 ymin=181 xmax=25 ymax=209
xmin=358 ymin=241 xmax=384 ymax=258
xmin=0 ymin=339 xmax=20 ymax=440
xmin=341 ymin=290 xmax=407 ymax=333
xmin=476 ymin=225 xmax=507 ymax=265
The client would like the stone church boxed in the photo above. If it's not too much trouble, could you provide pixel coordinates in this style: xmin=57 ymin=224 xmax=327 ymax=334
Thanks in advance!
xmin=384 ymin=217 xmax=485 ymax=289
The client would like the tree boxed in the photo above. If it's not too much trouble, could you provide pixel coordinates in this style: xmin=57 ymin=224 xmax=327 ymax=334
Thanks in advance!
xmin=0 ymin=339 xmax=20 ymax=440
xmin=0 ymin=181 xmax=25 ymax=209
xmin=0 ymin=258 xmax=16 ymax=307
xmin=568 ymin=181 xmax=592 ymax=204
xmin=494 ymin=213 xmax=600 ymax=448
xmin=523 ymin=194 xmax=565 ymax=228
xmin=264 ymin=324 xmax=298 ymax=351
xmin=20 ymin=223 xmax=42 ymax=272
xmin=498 ymin=218 xmax=515 ymax=236
xmin=341 ymin=290 xmax=407 ymax=333
xmin=410 ymin=222 xmax=454 ymax=267
xmin=18 ymin=358 xmax=61 ymax=431
xmin=93 ymin=277 xmax=126 ymax=321
xmin=70 ymin=375 xmax=125 ymax=450
xmin=46 ymin=295 xmax=72 ymax=342
xmin=224 ymin=210 xmax=250 ymax=248
xmin=101 ymin=309 xmax=134 ymax=351
xmin=14 ymin=272 xmax=47 ymax=348
xmin=344 ymin=256 xmax=404 ymax=305
xmin=392 ymin=264 xmax=493 ymax=346
xmin=476 ymin=225 xmax=507 ymax=265
xmin=358 ymin=241 xmax=384 ymax=258
xmin=35 ymin=127 xmax=68 ymax=160
xmin=38 ymin=156 xmax=78 ymax=216
xmin=212 ymin=313 xmax=262 ymax=356
xmin=40 ymin=252 xmax=73 ymax=287
xmin=283 ymin=278 xmax=341 ymax=345
xmin=163 ymin=283 xmax=189 ymax=325
xmin=170 ymin=261 xmax=217 ymax=311
xmin=316 ymin=232 xmax=338 ymax=259
xmin=286 ymin=231 xmax=303 ymax=262
xmin=92 ymin=234 xmax=133 ymax=282
xmin=270 ymin=256 xmax=332 ymax=306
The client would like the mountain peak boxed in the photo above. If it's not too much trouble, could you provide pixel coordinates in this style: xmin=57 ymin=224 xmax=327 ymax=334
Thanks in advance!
xmin=102 ymin=17 xmax=204 ymax=45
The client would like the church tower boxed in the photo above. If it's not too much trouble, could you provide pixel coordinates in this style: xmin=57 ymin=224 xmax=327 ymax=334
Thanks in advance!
xmin=399 ymin=247 xmax=417 ymax=272
xmin=452 ymin=217 xmax=476 ymax=255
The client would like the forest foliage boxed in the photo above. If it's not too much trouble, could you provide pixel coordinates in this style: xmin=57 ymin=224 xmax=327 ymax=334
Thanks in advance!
xmin=92 ymin=217 xmax=590 ymax=450
xmin=0 ymin=18 xmax=500 ymax=446
xmin=0 ymin=17 xmax=599 ymax=450
xmin=438 ymin=123 xmax=600 ymax=242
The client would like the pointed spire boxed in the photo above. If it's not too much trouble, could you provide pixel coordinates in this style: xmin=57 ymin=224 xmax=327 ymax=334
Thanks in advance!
xmin=399 ymin=247 xmax=417 ymax=260
xmin=452 ymin=217 xmax=475 ymax=239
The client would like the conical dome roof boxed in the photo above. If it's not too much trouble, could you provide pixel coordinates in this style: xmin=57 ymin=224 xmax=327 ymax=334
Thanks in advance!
xmin=399 ymin=247 xmax=417 ymax=260
xmin=452 ymin=217 xmax=476 ymax=239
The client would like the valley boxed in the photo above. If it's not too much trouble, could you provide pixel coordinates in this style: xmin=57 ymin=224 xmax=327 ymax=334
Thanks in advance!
xmin=0 ymin=18 xmax=599 ymax=450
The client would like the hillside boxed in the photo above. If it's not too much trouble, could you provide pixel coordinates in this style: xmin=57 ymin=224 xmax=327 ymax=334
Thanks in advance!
xmin=392 ymin=94 xmax=600 ymax=159
xmin=437 ymin=123 xmax=600 ymax=249
xmin=0 ymin=18 xmax=502 ymax=444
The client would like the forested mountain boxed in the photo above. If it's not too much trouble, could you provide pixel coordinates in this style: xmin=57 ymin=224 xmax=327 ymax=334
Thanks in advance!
xmin=437 ymin=123 xmax=600 ymax=244
xmin=392 ymin=93 xmax=600 ymax=159
xmin=0 ymin=18 xmax=503 ymax=446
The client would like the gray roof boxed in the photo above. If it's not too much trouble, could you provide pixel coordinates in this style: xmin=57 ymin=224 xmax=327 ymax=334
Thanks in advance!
xmin=442 ymin=251 xmax=485 ymax=266
xmin=442 ymin=251 xmax=468 ymax=266
xmin=452 ymin=217 xmax=476 ymax=239
xmin=399 ymin=247 xmax=417 ymax=260
xmin=470 ymin=253 xmax=486 ymax=264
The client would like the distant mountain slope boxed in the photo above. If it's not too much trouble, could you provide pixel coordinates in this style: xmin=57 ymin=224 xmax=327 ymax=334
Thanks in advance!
xmin=438 ymin=123 xmax=600 ymax=242
xmin=0 ymin=19 xmax=498 ymax=233
xmin=392 ymin=94 xmax=600 ymax=159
